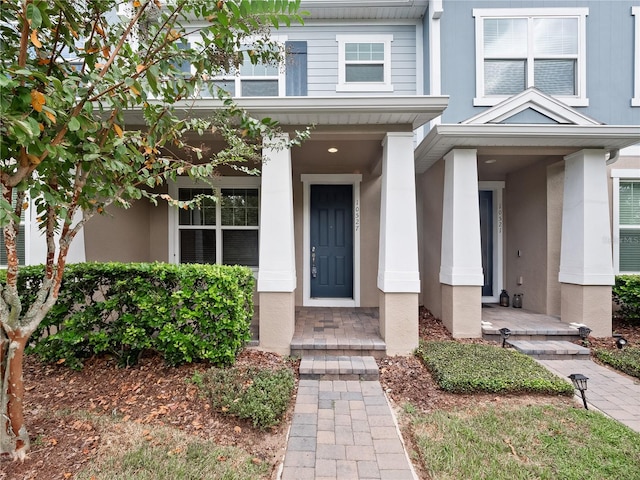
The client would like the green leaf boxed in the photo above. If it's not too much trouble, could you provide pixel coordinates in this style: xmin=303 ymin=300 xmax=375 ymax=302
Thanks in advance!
xmin=26 ymin=3 xmax=42 ymax=29
xmin=68 ymin=117 xmax=81 ymax=132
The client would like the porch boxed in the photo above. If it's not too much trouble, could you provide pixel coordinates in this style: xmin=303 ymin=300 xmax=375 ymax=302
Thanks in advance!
xmin=249 ymin=306 xmax=584 ymax=354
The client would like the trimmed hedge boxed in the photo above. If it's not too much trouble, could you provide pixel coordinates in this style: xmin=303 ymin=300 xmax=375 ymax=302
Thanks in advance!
xmin=13 ymin=262 xmax=254 ymax=368
xmin=594 ymin=347 xmax=640 ymax=380
xmin=416 ymin=341 xmax=574 ymax=395
xmin=613 ymin=275 xmax=640 ymax=322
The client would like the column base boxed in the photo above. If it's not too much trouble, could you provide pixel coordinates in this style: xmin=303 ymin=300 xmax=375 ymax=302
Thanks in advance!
xmin=379 ymin=291 xmax=419 ymax=356
xmin=258 ymin=291 xmax=295 ymax=355
xmin=561 ymin=284 xmax=612 ymax=337
xmin=441 ymin=284 xmax=482 ymax=338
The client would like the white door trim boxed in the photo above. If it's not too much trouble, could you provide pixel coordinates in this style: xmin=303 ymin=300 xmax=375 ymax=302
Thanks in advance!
xmin=301 ymin=174 xmax=362 ymax=307
xmin=479 ymin=181 xmax=505 ymax=303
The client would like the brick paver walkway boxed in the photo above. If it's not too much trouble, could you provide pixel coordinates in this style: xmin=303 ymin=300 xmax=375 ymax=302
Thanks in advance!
xmin=279 ymin=379 xmax=416 ymax=480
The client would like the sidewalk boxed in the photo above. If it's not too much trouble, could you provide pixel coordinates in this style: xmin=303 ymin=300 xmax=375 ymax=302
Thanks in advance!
xmin=538 ymin=358 xmax=640 ymax=433
xmin=278 ymin=379 xmax=417 ymax=480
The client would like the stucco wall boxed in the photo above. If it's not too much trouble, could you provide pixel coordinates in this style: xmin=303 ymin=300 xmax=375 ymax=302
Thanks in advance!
xmin=546 ymin=162 xmax=564 ymax=316
xmin=505 ymin=159 xmax=558 ymax=314
xmin=418 ymin=159 xmax=444 ymax=318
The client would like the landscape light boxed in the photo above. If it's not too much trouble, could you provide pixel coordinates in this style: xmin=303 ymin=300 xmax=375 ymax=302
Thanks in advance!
xmin=499 ymin=327 xmax=511 ymax=348
xmin=568 ymin=373 xmax=589 ymax=410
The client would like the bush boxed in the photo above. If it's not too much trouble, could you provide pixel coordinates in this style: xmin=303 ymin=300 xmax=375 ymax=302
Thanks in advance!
xmin=199 ymin=366 xmax=295 ymax=430
xmin=416 ymin=341 xmax=574 ymax=395
xmin=594 ymin=347 xmax=640 ymax=380
xmin=17 ymin=262 xmax=254 ymax=368
xmin=613 ymin=275 xmax=640 ymax=323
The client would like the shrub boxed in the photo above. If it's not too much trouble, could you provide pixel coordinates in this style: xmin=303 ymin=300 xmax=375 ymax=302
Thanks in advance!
xmin=200 ymin=366 xmax=295 ymax=429
xmin=416 ymin=341 xmax=574 ymax=395
xmin=594 ymin=347 xmax=640 ymax=380
xmin=613 ymin=275 xmax=640 ymax=323
xmin=18 ymin=262 xmax=254 ymax=368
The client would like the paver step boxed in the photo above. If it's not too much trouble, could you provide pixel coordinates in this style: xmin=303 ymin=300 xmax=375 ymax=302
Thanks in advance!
xmin=299 ymin=355 xmax=380 ymax=380
xmin=506 ymin=340 xmax=591 ymax=360
xmin=290 ymin=337 xmax=386 ymax=359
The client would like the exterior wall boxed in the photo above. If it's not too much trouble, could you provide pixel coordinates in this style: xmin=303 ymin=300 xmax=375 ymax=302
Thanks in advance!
xmin=505 ymin=158 xmax=557 ymax=314
xmin=284 ymin=23 xmax=418 ymax=96
xmin=439 ymin=0 xmax=640 ymax=125
xmin=418 ymin=158 xmax=444 ymax=318
xmin=546 ymin=162 xmax=564 ymax=316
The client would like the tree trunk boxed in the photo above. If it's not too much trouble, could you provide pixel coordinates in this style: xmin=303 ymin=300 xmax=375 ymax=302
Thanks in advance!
xmin=1 ymin=330 xmax=31 ymax=461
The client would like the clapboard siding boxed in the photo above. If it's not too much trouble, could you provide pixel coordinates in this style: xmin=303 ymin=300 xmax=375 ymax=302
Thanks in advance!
xmin=282 ymin=23 xmax=417 ymax=96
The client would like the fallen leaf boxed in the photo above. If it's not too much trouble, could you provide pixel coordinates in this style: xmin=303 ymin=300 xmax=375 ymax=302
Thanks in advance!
xmin=234 ymin=426 xmax=242 ymax=434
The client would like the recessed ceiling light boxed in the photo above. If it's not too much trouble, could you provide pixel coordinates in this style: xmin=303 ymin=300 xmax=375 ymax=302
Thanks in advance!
xmin=328 ymin=147 xmax=338 ymax=153
xmin=485 ymin=159 xmax=497 ymax=164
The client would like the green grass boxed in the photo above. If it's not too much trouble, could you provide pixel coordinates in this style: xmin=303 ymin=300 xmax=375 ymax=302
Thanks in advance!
xmin=594 ymin=347 xmax=640 ymax=379
xmin=416 ymin=341 xmax=574 ymax=395
xmin=76 ymin=422 xmax=269 ymax=480
xmin=409 ymin=404 xmax=640 ymax=480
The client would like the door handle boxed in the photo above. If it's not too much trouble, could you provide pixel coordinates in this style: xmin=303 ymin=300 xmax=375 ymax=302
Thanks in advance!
xmin=311 ymin=246 xmax=317 ymax=278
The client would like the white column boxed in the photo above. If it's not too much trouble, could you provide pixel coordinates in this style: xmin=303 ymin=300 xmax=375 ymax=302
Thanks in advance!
xmin=378 ymin=132 xmax=419 ymax=356
xmin=377 ymin=132 xmax=420 ymax=293
xmin=440 ymin=149 xmax=484 ymax=286
xmin=257 ymin=135 xmax=296 ymax=355
xmin=559 ymin=149 xmax=614 ymax=285
xmin=257 ymin=134 xmax=296 ymax=292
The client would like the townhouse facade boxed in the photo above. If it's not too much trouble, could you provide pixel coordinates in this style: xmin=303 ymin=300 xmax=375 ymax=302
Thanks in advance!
xmin=15 ymin=0 xmax=640 ymax=355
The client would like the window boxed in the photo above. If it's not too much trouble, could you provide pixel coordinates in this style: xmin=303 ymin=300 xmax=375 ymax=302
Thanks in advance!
xmin=633 ymin=6 xmax=640 ymax=107
xmin=473 ymin=8 xmax=588 ymax=106
xmin=204 ymin=40 xmax=286 ymax=98
xmin=171 ymin=180 xmax=260 ymax=267
xmin=612 ymin=170 xmax=640 ymax=273
xmin=336 ymin=35 xmax=393 ymax=92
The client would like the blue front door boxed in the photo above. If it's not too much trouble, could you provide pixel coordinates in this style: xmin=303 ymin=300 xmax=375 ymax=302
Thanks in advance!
xmin=310 ymin=185 xmax=354 ymax=298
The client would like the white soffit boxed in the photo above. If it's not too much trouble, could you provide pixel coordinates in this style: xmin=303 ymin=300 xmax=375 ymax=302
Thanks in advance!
xmin=126 ymin=96 xmax=449 ymax=130
xmin=300 ymin=0 xmax=429 ymax=19
xmin=415 ymin=124 xmax=640 ymax=173
xmin=463 ymin=88 xmax=601 ymax=126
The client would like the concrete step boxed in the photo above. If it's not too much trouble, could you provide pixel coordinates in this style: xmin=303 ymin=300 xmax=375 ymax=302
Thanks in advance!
xmin=290 ymin=337 xmax=386 ymax=359
xmin=299 ymin=355 xmax=380 ymax=380
xmin=482 ymin=323 xmax=584 ymax=342
xmin=506 ymin=340 xmax=591 ymax=360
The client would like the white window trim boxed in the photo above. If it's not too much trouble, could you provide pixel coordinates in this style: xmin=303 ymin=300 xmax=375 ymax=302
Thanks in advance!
xmin=336 ymin=34 xmax=394 ymax=93
xmin=301 ymin=174 xmax=362 ymax=308
xmin=611 ymin=169 xmax=640 ymax=274
xmin=479 ymin=181 xmax=505 ymax=304
xmin=473 ymin=8 xmax=589 ymax=107
xmin=168 ymin=176 xmax=261 ymax=268
xmin=633 ymin=7 xmax=640 ymax=107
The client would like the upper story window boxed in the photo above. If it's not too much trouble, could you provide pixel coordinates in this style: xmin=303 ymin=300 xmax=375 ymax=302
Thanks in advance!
xmin=633 ymin=6 xmax=640 ymax=107
xmin=336 ymin=34 xmax=393 ymax=92
xmin=612 ymin=170 xmax=640 ymax=274
xmin=205 ymin=39 xmax=286 ymax=98
xmin=473 ymin=8 xmax=588 ymax=107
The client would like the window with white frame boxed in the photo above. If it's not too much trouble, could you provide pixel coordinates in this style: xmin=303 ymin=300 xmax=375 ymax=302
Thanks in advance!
xmin=336 ymin=34 xmax=393 ymax=92
xmin=613 ymin=170 xmax=640 ymax=273
xmin=204 ymin=41 xmax=285 ymax=98
xmin=633 ymin=6 xmax=640 ymax=107
xmin=171 ymin=180 xmax=260 ymax=267
xmin=473 ymin=8 xmax=588 ymax=106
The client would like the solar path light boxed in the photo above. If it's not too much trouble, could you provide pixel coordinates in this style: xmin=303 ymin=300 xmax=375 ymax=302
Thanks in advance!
xmin=568 ymin=373 xmax=589 ymax=410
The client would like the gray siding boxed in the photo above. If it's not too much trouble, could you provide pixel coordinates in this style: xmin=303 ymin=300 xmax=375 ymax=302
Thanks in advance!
xmin=283 ymin=23 xmax=417 ymax=96
xmin=439 ymin=0 xmax=640 ymax=126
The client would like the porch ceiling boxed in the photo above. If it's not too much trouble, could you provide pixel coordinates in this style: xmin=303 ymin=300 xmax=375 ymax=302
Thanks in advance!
xmin=415 ymin=124 xmax=640 ymax=174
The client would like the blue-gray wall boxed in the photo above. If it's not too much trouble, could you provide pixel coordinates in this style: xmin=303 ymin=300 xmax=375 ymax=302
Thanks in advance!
xmin=439 ymin=0 xmax=640 ymax=125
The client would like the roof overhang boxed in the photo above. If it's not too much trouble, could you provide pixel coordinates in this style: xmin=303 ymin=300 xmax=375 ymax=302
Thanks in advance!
xmin=123 ymin=95 xmax=449 ymax=131
xmin=300 ymin=0 xmax=429 ymax=19
xmin=415 ymin=124 xmax=640 ymax=173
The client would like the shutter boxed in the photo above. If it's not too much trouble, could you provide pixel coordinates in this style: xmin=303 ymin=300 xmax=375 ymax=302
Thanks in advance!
xmin=619 ymin=182 xmax=640 ymax=272
xmin=285 ymin=41 xmax=307 ymax=96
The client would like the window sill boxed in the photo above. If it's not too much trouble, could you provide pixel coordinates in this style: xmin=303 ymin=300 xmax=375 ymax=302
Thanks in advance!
xmin=474 ymin=96 xmax=589 ymax=108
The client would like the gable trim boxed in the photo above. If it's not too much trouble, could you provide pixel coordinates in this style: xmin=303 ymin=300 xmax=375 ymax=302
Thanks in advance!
xmin=462 ymin=88 xmax=601 ymax=126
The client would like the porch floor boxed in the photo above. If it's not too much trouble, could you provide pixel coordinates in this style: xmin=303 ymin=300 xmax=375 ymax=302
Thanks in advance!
xmin=481 ymin=304 xmax=582 ymax=336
